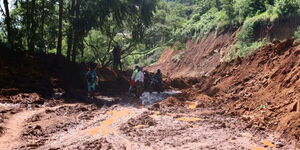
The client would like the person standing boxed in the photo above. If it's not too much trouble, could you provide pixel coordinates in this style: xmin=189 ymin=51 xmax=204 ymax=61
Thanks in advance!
xmin=135 ymin=67 xmax=144 ymax=98
xmin=86 ymin=63 xmax=98 ymax=99
xmin=129 ymin=66 xmax=139 ymax=94
xmin=112 ymin=45 xmax=122 ymax=70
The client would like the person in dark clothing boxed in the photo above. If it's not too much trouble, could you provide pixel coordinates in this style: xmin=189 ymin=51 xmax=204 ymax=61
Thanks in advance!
xmin=150 ymin=69 xmax=163 ymax=93
xmin=86 ymin=63 xmax=98 ymax=99
xmin=112 ymin=45 xmax=122 ymax=70
xmin=144 ymin=71 xmax=150 ymax=91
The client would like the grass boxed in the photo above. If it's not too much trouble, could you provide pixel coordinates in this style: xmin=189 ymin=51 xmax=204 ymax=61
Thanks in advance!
xmin=225 ymin=40 xmax=266 ymax=61
xmin=294 ymin=26 xmax=300 ymax=41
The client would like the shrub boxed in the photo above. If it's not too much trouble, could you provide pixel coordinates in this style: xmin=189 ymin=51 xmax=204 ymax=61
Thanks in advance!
xmin=171 ymin=51 xmax=185 ymax=63
xmin=274 ymin=0 xmax=300 ymax=16
xmin=294 ymin=26 xmax=300 ymax=41
xmin=172 ymin=41 xmax=186 ymax=50
xmin=226 ymin=40 xmax=266 ymax=61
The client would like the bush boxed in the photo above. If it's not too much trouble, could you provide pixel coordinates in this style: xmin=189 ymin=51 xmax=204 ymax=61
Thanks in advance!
xmin=294 ymin=26 xmax=300 ymax=41
xmin=140 ymin=46 xmax=166 ymax=66
xmin=172 ymin=41 xmax=186 ymax=50
xmin=173 ymin=7 xmax=221 ymax=42
xmin=171 ymin=51 xmax=185 ymax=63
xmin=226 ymin=40 xmax=266 ymax=60
xmin=274 ymin=0 xmax=300 ymax=16
xmin=237 ymin=12 xmax=272 ymax=43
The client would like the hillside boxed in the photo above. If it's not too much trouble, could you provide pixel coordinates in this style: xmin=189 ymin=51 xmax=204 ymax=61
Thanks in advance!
xmin=146 ymin=15 xmax=300 ymax=78
xmin=150 ymin=38 xmax=300 ymax=146
xmin=146 ymin=30 xmax=237 ymax=78
xmin=1 ymin=0 xmax=300 ymax=149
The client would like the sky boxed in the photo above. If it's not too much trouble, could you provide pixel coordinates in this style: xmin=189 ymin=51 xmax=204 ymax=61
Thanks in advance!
xmin=0 ymin=0 xmax=16 ymax=20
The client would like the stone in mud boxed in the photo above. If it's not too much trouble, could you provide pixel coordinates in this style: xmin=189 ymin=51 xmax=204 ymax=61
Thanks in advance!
xmin=45 ymin=109 xmax=55 ymax=113
xmin=77 ymin=139 xmax=114 ymax=150
xmin=27 ymin=114 xmax=41 ymax=122
xmin=0 ymin=126 xmax=4 ymax=135
xmin=120 ymin=112 xmax=157 ymax=135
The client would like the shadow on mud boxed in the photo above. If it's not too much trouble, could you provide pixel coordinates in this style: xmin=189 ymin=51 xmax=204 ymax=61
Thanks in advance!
xmin=62 ymin=90 xmax=181 ymax=109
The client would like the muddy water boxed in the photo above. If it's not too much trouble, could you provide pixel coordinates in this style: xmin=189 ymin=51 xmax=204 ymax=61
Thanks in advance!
xmin=0 ymin=93 xmax=297 ymax=150
xmin=140 ymin=91 xmax=181 ymax=106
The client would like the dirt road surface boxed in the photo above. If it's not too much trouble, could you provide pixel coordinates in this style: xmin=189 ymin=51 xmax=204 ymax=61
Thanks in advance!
xmin=0 ymin=92 xmax=297 ymax=150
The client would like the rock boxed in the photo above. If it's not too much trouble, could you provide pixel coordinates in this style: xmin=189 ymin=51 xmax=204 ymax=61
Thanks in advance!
xmin=275 ymin=142 xmax=285 ymax=148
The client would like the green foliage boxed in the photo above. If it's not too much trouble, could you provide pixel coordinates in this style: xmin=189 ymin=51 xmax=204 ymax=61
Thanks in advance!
xmin=135 ymin=46 xmax=165 ymax=67
xmin=172 ymin=42 xmax=186 ymax=50
xmin=226 ymin=40 xmax=266 ymax=60
xmin=2 ymin=0 xmax=300 ymax=67
xmin=237 ymin=12 xmax=271 ymax=44
xmin=146 ymin=0 xmax=300 ymax=63
xmin=274 ymin=0 xmax=300 ymax=16
xmin=174 ymin=7 xmax=221 ymax=42
xmin=294 ymin=26 xmax=300 ymax=41
xmin=233 ymin=0 xmax=272 ymax=23
xmin=171 ymin=51 xmax=185 ymax=63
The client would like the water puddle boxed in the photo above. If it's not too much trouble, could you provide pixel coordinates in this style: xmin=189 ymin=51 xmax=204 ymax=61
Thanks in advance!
xmin=140 ymin=91 xmax=181 ymax=106
xmin=0 ymin=103 xmax=21 ymax=108
xmin=185 ymin=101 xmax=198 ymax=109
xmin=149 ymin=114 xmax=160 ymax=119
xmin=251 ymin=147 xmax=268 ymax=150
xmin=262 ymin=140 xmax=275 ymax=147
xmin=241 ymin=132 xmax=253 ymax=138
xmin=87 ymin=109 xmax=133 ymax=136
xmin=94 ymin=95 xmax=115 ymax=102
xmin=176 ymin=117 xmax=202 ymax=122
xmin=133 ymin=124 xmax=145 ymax=129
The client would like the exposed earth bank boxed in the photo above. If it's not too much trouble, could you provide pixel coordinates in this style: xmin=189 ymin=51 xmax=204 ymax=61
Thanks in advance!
xmin=0 ymin=92 xmax=297 ymax=150
xmin=148 ymin=39 xmax=300 ymax=148
xmin=0 ymin=39 xmax=300 ymax=149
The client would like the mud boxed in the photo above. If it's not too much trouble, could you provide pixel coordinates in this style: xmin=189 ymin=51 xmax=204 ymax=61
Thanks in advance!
xmin=0 ymin=91 xmax=297 ymax=150
xmin=1 ymin=38 xmax=300 ymax=149
xmin=160 ymin=39 xmax=300 ymax=148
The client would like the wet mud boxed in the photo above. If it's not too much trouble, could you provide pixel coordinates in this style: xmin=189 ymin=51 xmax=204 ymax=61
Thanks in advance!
xmin=0 ymin=91 xmax=297 ymax=150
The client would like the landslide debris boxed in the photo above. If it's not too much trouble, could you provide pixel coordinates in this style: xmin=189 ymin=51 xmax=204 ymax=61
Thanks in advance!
xmin=159 ymin=39 xmax=300 ymax=145
xmin=0 ymin=47 xmax=131 ymax=99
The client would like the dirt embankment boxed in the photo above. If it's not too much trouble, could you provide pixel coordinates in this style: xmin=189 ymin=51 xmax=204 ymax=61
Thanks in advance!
xmin=206 ymin=39 xmax=300 ymax=143
xmin=147 ymin=16 xmax=300 ymax=79
xmin=161 ymin=39 xmax=300 ymax=145
xmin=146 ymin=30 xmax=237 ymax=78
xmin=0 ymin=48 xmax=130 ymax=98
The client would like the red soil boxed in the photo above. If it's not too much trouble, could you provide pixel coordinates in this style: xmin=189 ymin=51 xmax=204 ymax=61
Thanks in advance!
xmin=160 ymin=39 xmax=300 ymax=145
xmin=146 ymin=30 xmax=238 ymax=78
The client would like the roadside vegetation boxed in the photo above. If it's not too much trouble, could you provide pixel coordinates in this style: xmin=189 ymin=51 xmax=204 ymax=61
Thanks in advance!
xmin=1 ymin=0 xmax=300 ymax=67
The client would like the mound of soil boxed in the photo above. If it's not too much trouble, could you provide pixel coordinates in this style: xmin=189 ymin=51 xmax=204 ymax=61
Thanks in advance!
xmin=146 ymin=31 xmax=238 ymax=78
xmin=0 ymin=48 xmax=86 ymax=97
xmin=77 ymin=138 xmax=114 ymax=150
xmin=172 ymin=39 xmax=300 ymax=144
xmin=0 ymin=48 xmax=131 ymax=99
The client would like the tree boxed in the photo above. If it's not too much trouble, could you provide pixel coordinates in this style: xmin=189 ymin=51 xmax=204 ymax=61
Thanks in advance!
xmin=28 ymin=0 xmax=37 ymax=51
xmin=3 ymin=0 xmax=13 ymax=47
xmin=57 ymin=0 xmax=63 ymax=55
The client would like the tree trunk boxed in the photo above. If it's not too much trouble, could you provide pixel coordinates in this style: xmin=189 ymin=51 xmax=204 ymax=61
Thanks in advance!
xmin=57 ymin=0 xmax=63 ymax=55
xmin=29 ymin=0 xmax=37 ymax=51
xmin=67 ymin=0 xmax=75 ymax=61
xmin=67 ymin=27 xmax=74 ymax=61
xmin=40 ymin=0 xmax=45 ymax=52
xmin=71 ymin=0 xmax=81 ymax=62
xmin=3 ymin=0 xmax=13 ymax=47
xmin=72 ymin=34 xmax=78 ymax=62
xmin=26 ymin=0 xmax=30 ymax=50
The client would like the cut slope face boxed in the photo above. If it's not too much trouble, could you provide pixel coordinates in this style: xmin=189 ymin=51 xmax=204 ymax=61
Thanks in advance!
xmin=190 ymin=39 xmax=300 ymax=144
xmin=0 ymin=48 xmax=130 ymax=97
xmin=146 ymin=31 xmax=237 ymax=78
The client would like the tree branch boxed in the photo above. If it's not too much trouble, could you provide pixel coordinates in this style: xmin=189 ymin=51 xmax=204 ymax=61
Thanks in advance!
xmin=0 ymin=4 xmax=5 ymax=16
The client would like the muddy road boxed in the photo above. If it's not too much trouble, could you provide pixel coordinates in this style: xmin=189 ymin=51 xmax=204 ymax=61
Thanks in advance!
xmin=0 ymin=92 xmax=297 ymax=150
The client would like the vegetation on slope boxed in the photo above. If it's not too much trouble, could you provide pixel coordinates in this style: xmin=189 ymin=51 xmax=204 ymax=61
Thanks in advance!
xmin=1 ymin=0 xmax=300 ymax=67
